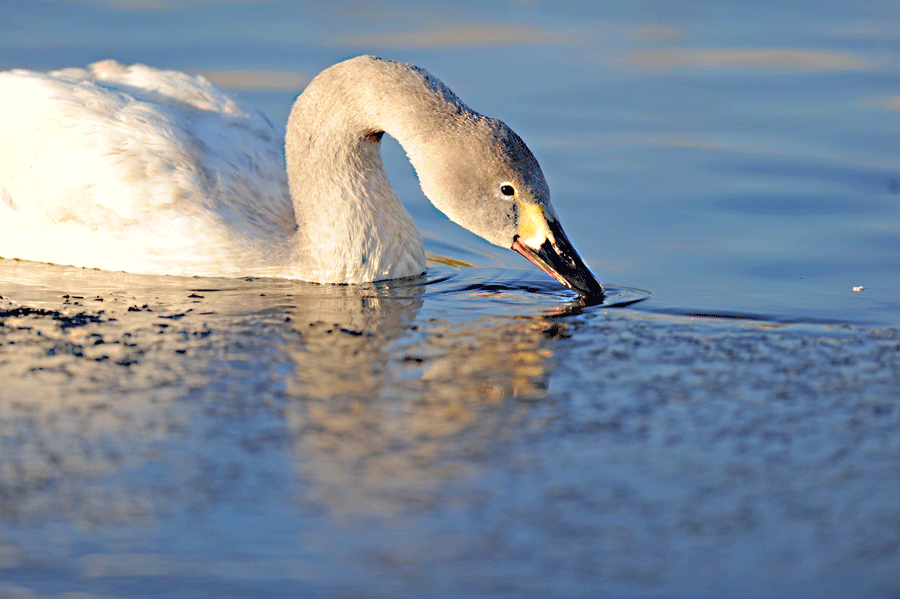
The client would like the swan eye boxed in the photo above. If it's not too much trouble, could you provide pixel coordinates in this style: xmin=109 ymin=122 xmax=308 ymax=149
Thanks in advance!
xmin=500 ymin=185 xmax=515 ymax=196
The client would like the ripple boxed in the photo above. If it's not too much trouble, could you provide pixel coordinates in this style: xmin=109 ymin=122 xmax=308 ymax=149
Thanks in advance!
xmin=423 ymin=264 xmax=652 ymax=309
xmin=596 ymin=285 xmax=653 ymax=308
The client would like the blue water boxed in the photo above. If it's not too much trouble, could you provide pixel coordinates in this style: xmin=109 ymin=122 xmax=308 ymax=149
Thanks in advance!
xmin=1 ymin=2 xmax=899 ymax=598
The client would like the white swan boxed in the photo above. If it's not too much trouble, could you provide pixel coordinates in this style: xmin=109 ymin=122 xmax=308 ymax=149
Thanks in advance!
xmin=0 ymin=56 xmax=603 ymax=297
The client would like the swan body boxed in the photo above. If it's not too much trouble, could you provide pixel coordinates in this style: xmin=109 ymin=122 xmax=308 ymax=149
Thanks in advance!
xmin=0 ymin=56 xmax=603 ymax=296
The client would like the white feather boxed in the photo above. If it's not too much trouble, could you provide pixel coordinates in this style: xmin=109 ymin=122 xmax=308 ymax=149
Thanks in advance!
xmin=0 ymin=60 xmax=298 ymax=277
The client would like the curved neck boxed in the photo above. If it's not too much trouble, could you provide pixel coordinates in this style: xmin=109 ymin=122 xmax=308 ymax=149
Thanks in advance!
xmin=284 ymin=56 xmax=472 ymax=283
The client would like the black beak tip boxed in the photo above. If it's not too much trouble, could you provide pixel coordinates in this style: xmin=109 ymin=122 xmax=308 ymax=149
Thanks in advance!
xmin=570 ymin=274 xmax=605 ymax=300
xmin=512 ymin=233 xmax=605 ymax=301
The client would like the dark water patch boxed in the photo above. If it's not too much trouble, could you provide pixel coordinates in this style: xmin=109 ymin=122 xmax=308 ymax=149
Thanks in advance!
xmin=644 ymin=307 xmax=851 ymax=325
xmin=451 ymin=280 xmax=552 ymax=296
xmin=0 ymin=305 xmax=104 ymax=329
xmin=158 ymin=311 xmax=190 ymax=320
xmin=423 ymin=265 xmax=652 ymax=309
xmin=596 ymin=286 xmax=653 ymax=309
xmin=46 ymin=343 xmax=84 ymax=358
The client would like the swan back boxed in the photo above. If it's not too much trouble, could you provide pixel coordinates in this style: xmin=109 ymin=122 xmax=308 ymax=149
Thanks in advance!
xmin=0 ymin=61 xmax=294 ymax=275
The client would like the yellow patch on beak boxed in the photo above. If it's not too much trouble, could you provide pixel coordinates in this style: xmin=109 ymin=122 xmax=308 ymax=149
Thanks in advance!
xmin=517 ymin=201 xmax=555 ymax=249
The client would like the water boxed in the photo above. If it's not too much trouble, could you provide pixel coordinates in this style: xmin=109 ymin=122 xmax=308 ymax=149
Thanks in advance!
xmin=1 ymin=2 xmax=899 ymax=598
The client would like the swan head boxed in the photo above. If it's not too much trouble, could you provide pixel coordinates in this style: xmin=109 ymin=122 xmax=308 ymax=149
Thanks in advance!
xmin=412 ymin=115 xmax=605 ymax=299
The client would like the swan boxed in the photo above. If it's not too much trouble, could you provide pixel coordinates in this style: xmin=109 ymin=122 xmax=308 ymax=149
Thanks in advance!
xmin=0 ymin=56 xmax=603 ymax=297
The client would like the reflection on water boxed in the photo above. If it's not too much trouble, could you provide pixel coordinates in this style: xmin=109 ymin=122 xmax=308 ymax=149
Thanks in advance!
xmin=0 ymin=259 xmax=569 ymax=593
xmin=0 ymin=258 xmax=570 ymax=528
xmin=284 ymin=294 xmax=566 ymax=518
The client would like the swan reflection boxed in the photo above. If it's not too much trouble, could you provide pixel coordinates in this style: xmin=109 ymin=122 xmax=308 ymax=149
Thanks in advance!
xmin=282 ymin=283 xmax=570 ymax=517
xmin=0 ymin=260 xmax=573 ymax=531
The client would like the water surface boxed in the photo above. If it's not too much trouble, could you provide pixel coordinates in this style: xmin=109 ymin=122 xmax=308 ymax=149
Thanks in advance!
xmin=1 ymin=2 xmax=899 ymax=598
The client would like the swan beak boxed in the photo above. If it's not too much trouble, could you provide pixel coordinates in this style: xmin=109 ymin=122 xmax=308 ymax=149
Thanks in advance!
xmin=512 ymin=203 xmax=605 ymax=298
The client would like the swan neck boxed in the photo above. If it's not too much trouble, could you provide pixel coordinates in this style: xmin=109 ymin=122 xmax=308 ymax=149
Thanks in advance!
xmin=283 ymin=56 xmax=444 ymax=283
